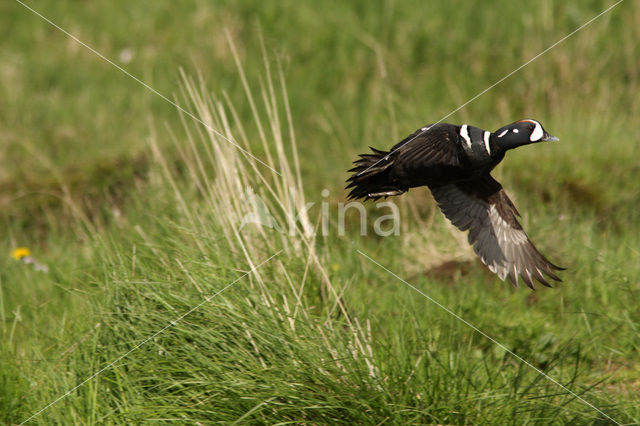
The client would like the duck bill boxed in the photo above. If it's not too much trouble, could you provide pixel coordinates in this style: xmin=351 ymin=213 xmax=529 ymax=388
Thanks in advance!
xmin=541 ymin=132 xmax=559 ymax=142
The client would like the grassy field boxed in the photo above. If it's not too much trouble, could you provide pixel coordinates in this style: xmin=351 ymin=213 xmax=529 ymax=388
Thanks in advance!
xmin=2 ymin=0 xmax=640 ymax=424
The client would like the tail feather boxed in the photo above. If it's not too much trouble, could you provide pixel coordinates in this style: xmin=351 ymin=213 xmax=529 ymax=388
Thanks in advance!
xmin=346 ymin=147 xmax=405 ymax=200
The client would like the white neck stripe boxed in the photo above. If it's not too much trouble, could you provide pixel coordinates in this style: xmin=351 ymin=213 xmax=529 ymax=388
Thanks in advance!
xmin=483 ymin=131 xmax=491 ymax=155
xmin=460 ymin=124 xmax=472 ymax=148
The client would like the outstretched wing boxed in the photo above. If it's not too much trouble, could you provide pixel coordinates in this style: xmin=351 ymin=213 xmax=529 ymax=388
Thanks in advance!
xmin=391 ymin=123 xmax=462 ymax=172
xmin=346 ymin=124 xmax=461 ymax=200
xmin=429 ymin=175 xmax=564 ymax=288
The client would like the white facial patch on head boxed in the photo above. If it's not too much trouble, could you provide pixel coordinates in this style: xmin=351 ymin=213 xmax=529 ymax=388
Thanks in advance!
xmin=483 ymin=131 xmax=491 ymax=155
xmin=512 ymin=129 xmax=519 ymax=133
xmin=460 ymin=124 xmax=472 ymax=148
xmin=497 ymin=129 xmax=508 ymax=138
xmin=529 ymin=121 xmax=543 ymax=142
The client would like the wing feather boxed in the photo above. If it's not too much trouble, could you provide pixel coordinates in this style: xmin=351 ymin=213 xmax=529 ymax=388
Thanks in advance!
xmin=430 ymin=175 xmax=564 ymax=289
xmin=392 ymin=124 xmax=461 ymax=170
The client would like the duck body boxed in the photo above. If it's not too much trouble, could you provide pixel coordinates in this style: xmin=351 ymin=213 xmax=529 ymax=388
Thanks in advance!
xmin=386 ymin=123 xmax=506 ymax=190
xmin=346 ymin=119 xmax=563 ymax=289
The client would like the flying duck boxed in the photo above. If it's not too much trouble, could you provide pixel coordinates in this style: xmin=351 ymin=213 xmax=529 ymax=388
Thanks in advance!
xmin=346 ymin=119 xmax=564 ymax=289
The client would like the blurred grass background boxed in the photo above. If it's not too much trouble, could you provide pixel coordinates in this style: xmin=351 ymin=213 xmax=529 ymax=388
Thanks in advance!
xmin=1 ymin=0 xmax=639 ymax=423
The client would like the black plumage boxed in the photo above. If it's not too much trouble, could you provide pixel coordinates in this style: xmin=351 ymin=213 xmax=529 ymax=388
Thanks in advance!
xmin=346 ymin=119 xmax=564 ymax=289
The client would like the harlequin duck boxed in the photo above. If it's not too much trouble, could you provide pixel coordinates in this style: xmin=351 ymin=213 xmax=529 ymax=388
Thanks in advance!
xmin=346 ymin=119 xmax=564 ymax=288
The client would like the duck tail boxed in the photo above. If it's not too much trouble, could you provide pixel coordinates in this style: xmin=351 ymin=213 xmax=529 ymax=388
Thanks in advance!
xmin=345 ymin=147 xmax=405 ymax=200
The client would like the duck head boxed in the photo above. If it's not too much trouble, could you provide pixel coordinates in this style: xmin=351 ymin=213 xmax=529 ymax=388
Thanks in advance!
xmin=494 ymin=119 xmax=558 ymax=151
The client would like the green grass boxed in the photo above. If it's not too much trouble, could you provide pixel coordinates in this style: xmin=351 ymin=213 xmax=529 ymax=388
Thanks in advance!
xmin=2 ymin=0 xmax=640 ymax=424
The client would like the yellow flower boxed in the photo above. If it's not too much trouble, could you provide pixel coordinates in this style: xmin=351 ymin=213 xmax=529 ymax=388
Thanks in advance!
xmin=11 ymin=247 xmax=31 ymax=260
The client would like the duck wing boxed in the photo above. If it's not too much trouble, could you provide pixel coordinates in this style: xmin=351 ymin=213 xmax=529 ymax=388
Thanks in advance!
xmin=429 ymin=174 xmax=564 ymax=288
